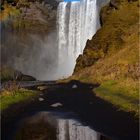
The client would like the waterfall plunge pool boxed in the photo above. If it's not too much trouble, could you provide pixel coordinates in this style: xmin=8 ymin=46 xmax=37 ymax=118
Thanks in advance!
xmin=14 ymin=111 xmax=110 ymax=140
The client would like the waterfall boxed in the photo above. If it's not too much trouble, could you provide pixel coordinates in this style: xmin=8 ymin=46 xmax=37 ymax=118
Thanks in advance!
xmin=2 ymin=0 xmax=109 ymax=81
xmin=57 ymin=0 xmax=100 ymax=78
xmin=57 ymin=119 xmax=100 ymax=140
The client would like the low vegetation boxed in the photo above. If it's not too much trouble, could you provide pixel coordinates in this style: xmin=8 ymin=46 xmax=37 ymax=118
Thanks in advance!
xmin=0 ymin=89 xmax=37 ymax=110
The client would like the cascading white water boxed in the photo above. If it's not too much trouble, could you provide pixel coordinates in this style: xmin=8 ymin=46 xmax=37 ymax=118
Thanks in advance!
xmin=57 ymin=0 xmax=100 ymax=78
xmin=57 ymin=119 xmax=100 ymax=140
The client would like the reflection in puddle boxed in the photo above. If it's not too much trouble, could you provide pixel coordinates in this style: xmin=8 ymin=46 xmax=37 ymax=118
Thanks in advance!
xmin=15 ymin=112 xmax=108 ymax=140
xmin=57 ymin=119 xmax=100 ymax=140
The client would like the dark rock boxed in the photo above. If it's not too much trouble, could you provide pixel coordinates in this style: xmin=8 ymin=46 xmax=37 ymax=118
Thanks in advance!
xmin=21 ymin=74 xmax=36 ymax=81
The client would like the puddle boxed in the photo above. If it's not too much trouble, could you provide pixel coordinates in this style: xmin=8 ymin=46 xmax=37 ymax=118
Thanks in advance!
xmin=14 ymin=111 xmax=110 ymax=140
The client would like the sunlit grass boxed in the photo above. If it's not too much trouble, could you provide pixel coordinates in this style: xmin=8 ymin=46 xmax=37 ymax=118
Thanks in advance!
xmin=94 ymin=80 xmax=139 ymax=117
xmin=0 ymin=89 xmax=37 ymax=110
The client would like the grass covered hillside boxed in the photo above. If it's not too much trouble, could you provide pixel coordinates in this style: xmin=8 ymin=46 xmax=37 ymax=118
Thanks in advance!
xmin=72 ymin=0 xmax=139 ymax=117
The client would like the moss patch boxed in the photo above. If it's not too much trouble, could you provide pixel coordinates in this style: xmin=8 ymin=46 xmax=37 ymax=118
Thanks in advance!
xmin=74 ymin=1 xmax=139 ymax=72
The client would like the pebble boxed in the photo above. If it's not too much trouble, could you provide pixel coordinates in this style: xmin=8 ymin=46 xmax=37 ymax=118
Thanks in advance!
xmin=38 ymin=98 xmax=44 ymax=101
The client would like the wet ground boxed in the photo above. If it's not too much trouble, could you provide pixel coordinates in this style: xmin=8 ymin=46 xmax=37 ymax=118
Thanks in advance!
xmin=1 ymin=80 xmax=139 ymax=140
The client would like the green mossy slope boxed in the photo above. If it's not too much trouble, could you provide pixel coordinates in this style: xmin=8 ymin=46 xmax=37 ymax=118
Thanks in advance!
xmin=72 ymin=0 xmax=139 ymax=117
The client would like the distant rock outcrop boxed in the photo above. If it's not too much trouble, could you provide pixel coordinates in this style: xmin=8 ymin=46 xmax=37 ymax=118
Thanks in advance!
xmin=1 ymin=0 xmax=57 ymax=81
xmin=1 ymin=66 xmax=36 ymax=82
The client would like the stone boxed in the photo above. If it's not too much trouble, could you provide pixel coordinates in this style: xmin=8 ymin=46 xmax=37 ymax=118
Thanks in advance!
xmin=51 ymin=103 xmax=63 ymax=107
xmin=72 ymin=84 xmax=78 ymax=89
